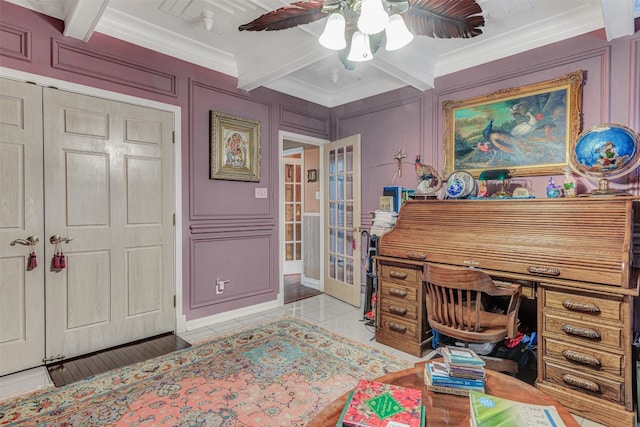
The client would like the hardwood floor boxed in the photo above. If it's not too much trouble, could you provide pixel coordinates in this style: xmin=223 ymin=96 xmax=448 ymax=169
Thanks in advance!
xmin=284 ymin=274 xmax=322 ymax=304
xmin=47 ymin=333 xmax=190 ymax=387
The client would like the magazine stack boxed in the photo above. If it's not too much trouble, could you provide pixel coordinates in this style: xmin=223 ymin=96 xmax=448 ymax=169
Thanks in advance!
xmin=424 ymin=346 xmax=486 ymax=396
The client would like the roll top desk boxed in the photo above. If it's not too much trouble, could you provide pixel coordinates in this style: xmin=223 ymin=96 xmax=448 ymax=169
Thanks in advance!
xmin=375 ymin=197 xmax=638 ymax=426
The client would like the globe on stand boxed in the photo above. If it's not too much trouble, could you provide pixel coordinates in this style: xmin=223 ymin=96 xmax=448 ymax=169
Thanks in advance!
xmin=570 ymin=123 xmax=640 ymax=196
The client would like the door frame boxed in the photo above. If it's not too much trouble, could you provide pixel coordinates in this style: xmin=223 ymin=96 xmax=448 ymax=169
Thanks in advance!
xmin=278 ymin=131 xmax=329 ymax=304
xmin=0 ymin=67 xmax=186 ymax=333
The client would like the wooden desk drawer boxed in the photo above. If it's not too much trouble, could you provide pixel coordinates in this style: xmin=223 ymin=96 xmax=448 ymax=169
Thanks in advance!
xmin=542 ymin=288 xmax=623 ymax=323
xmin=378 ymin=316 xmax=418 ymax=340
xmin=543 ymin=313 xmax=623 ymax=348
xmin=543 ymin=336 xmax=623 ymax=376
xmin=380 ymin=299 xmax=417 ymax=320
xmin=379 ymin=281 xmax=417 ymax=302
xmin=544 ymin=360 xmax=625 ymax=405
xmin=379 ymin=264 xmax=420 ymax=285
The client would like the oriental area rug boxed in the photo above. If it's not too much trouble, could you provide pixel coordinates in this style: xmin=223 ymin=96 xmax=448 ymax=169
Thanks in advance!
xmin=0 ymin=317 xmax=411 ymax=426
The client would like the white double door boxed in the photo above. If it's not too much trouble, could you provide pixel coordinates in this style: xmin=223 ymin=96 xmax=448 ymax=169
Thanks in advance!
xmin=0 ymin=78 xmax=175 ymax=375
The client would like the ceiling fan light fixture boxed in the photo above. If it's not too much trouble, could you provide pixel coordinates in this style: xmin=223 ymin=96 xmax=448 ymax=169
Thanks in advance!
xmin=357 ymin=0 xmax=389 ymax=35
xmin=385 ymin=14 xmax=413 ymax=51
xmin=347 ymin=31 xmax=373 ymax=62
xmin=319 ymin=13 xmax=347 ymax=50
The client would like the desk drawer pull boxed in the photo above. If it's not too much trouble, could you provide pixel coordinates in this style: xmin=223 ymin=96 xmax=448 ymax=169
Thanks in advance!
xmin=562 ymin=299 xmax=601 ymax=314
xmin=389 ymin=270 xmax=408 ymax=280
xmin=389 ymin=322 xmax=407 ymax=334
xmin=562 ymin=350 xmax=601 ymax=367
xmin=389 ymin=288 xmax=408 ymax=298
xmin=562 ymin=374 xmax=601 ymax=393
xmin=389 ymin=305 xmax=408 ymax=316
xmin=406 ymin=252 xmax=426 ymax=260
xmin=562 ymin=324 xmax=601 ymax=340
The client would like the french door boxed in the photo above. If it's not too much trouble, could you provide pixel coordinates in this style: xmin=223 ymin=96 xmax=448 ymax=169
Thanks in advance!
xmin=283 ymin=154 xmax=303 ymax=275
xmin=323 ymin=135 xmax=362 ymax=307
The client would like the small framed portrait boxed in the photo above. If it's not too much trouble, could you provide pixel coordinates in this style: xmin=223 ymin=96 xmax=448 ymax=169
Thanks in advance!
xmin=210 ymin=111 xmax=261 ymax=182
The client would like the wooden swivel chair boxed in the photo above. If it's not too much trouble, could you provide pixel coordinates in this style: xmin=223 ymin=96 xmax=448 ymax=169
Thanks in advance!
xmin=424 ymin=263 xmax=523 ymax=374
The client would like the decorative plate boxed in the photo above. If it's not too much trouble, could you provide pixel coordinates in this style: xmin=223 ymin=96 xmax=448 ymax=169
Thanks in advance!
xmin=571 ymin=123 xmax=640 ymax=180
xmin=445 ymin=171 xmax=476 ymax=198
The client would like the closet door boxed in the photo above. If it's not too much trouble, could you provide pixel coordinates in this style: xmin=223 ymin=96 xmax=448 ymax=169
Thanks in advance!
xmin=43 ymin=88 xmax=175 ymax=360
xmin=0 ymin=78 xmax=45 ymax=375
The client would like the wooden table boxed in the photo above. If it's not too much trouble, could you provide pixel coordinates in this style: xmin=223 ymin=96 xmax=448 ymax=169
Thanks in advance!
xmin=307 ymin=362 xmax=580 ymax=426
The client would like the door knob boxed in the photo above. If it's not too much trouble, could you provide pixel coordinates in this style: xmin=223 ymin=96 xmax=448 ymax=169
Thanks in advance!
xmin=50 ymin=235 xmax=73 ymax=245
xmin=10 ymin=236 xmax=39 ymax=246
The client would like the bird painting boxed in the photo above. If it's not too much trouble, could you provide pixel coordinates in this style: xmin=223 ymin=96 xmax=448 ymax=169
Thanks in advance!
xmin=239 ymin=0 xmax=485 ymax=69
xmin=479 ymin=117 xmax=514 ymax=163
xmin=510 ymin=111 xmax=538 ymax=138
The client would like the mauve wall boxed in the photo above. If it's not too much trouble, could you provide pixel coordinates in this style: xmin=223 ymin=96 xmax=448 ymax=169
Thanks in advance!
xmin=2 ymin=0 xmax=639 ymax=324
xmin=333 ymin=28 xmax=640 ymax=228
xmin=0 ymin=0 xmax=331 ymax=322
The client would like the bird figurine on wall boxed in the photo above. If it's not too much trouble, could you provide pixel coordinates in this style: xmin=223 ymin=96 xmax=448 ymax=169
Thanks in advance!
xmin=238 ymin=0 xmax=485 ymax=70
xmin=479 ymin=117 xmax=514 ymax=163
xmin=415 ymin=154 xmax=442 ymax=195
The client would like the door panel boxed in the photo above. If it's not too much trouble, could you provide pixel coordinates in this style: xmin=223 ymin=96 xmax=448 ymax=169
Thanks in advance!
xmin=0 ymin=78 xmax=45 ymax=375
xmin=43 ymin=88 xmax=175 ymax=360
xmin=323 ymin=135 xmax=361 ymax=307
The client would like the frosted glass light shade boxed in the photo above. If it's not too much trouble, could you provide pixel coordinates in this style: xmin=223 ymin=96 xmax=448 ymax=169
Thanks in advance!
xmin=385 ymin=14 xmax=414 ymax=50
xmin=347 ymin=31 xmax=373 ymax=62
xmin=319 ymin=13 xmax=347 ymax=50
xmin=358 ymin=0 xmax=389 ymax=35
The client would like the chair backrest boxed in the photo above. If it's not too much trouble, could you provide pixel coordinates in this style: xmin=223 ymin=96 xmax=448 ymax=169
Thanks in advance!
xmin=424 ymin=263 xmax=522 ymax=344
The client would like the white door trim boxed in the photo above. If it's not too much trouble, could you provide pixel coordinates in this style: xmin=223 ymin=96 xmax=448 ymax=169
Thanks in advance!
xmin=278 ymin=131 xmax=329 ymax=305
xmin=0 ymin=67 xmax=186 ymax=333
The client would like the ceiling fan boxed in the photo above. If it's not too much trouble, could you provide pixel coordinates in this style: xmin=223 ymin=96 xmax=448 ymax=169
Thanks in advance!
xmin=239 ymin=0 xmax=485 ymax=70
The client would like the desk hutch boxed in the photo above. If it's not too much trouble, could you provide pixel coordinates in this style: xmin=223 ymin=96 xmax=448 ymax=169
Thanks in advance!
xmin=375 ymin=197 xmax=638 ymax=426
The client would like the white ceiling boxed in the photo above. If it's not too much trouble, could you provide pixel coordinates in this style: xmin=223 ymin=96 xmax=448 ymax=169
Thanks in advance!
xmin=5 ymin=0 xmax=639 ymax=107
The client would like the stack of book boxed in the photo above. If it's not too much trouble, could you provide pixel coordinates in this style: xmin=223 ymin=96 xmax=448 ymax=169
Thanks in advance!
xmin=424 ymin=346 xmax=486 ymax=396
xmin=337 ymin=379 xmax=425 ymax=427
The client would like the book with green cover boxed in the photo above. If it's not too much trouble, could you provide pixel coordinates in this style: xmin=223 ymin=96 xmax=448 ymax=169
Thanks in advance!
xmin=469 ymin=390 xmax=567 ymax=427
xmin=337 ymin=379 xmax=425 ymax=427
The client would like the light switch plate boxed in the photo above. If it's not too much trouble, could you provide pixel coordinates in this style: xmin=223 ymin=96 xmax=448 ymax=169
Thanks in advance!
xmin=255 ymin=188 xmax=267 ymax=198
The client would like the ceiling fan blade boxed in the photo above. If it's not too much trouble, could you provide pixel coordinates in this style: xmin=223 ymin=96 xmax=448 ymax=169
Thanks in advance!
xmin=405 ymin=0 xmax=485 ymax=38
xmin=238 ymin=1 xmax=327 ymax=31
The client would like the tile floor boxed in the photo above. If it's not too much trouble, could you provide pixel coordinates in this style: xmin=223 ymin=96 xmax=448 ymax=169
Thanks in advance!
xmin=179 ymin=293 xmax=621 ymax=427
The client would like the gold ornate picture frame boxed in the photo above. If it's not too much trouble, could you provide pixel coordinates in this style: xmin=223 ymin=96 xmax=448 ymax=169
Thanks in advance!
xmin=210 ymin=111 xmax=261 ymax=182
xmin=442 ymin=70 xmax=584 ymax=177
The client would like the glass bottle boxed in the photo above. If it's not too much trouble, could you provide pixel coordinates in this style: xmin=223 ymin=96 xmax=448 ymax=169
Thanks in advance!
xmin=562 ymin=166 xmax=577 ymax=197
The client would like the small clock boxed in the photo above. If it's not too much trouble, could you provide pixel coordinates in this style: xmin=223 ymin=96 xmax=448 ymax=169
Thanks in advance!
xmin=445 ymin=171 xmax=476 ymax=199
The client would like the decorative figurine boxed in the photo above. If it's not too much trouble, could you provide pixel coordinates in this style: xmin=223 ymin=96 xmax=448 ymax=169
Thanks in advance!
xmin=562 ymin=166 xmax=577 ymax=197
xmin=546 ymin=177 xmax=561 ymax=198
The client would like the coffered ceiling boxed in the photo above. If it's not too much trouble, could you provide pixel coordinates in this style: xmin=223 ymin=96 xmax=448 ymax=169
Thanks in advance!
xmin=5 ymin=0 xmax=639 ymax=107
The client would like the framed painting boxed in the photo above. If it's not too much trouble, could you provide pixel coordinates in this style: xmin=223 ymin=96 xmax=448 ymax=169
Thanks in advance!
xmin=210 ymin=111 xmax=261 ymax=182
xmin=442 ymin=70 xmax=584 ymax=177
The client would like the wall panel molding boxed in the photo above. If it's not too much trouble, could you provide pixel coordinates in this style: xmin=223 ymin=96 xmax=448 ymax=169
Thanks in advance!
xmin=280 ymin=105 xmax=329 ymax=137
xmin=189 ymin=233 xmax=274 ymax=309
xmin=631 ymin=37 xmax=640 ymax=131
xmin=190 ymin=220 xmax=275 ymax=234
xmin=0 ymin=23 xmax=30 ymax=62
xmin=335 ymin=96 xmax=424 ymax=127
xmin=188 ymin=79 xmax=274 ymax=222
xmin=51 ymin=40 xmax=177 ymax=97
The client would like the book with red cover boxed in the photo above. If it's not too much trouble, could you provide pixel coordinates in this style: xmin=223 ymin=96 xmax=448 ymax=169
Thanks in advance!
xmin=341 ymin=379 xmax=423 ymax=427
